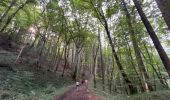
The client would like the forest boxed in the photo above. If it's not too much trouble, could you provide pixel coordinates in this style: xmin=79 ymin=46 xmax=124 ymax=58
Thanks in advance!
xmin=0 ymin=0 xmax=170 ymax=100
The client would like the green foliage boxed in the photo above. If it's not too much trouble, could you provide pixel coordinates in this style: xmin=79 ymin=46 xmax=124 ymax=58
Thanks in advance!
xmin=93 ymin=86 xmax=170 ymax=100
xmin=0 ymin=49 xmax=73 ymax=100
xmin=0 ymin=68 xmax=73 ymax=100
xmin=0 ymin=0 xmax=8 ymax=7
xmin=0 ymin=0 xmax=170 ymax=98
xmin=106 ymin=5 xmax=118 ymax=18
xmin=15 ymin=5 xmax=40 ymax=29
xmin=73 ymin=0 xmax=93 ymax=10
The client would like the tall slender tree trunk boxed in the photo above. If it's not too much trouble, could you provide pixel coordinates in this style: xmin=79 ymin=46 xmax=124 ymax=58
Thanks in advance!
xmin=109 ymin=55 xmax=115 ymax=94
xmin=98 ymin=27 xmax=105 ymax=91
xmin=102 ymin=17 xmax=137 ymax=94
xmin=155 ymin=0 xmax=170 ymax=30
xmin=72 ymin=47 xmax=81 ymax=80
xmin=92 ymin=44 xmax=99 ymax=88
xmin=142 ymin=43 xmax=167 ymax=86
xmin=14 ymin=44 xmax=27 ymax=63
xmin=91 ymin=0 xmax=137 ymax=94
xmin=121 ymin=0 xmax=153 ymax=92
xmin=61 ymin=44 xmax=69 ymax=77
xmin=133 ymin=0 xmax=170 ymax=77
xmin=51 ymin=37 xmax=61 ymax=71
xmin=37 ymin=37 xmax=46 ymax=68
xmin=55 ymin=45 xmax=64 ymax=71
xmin=0 ymin=0 xmax=28 ymax=32
xmin=0 ymin=0 xmax=16 ymax=22
xmin=123 ymin=34 xmax=144 ymax=92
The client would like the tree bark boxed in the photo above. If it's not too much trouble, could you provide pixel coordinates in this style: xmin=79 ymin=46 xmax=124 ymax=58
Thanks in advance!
xmin=0 ymin=0 xmax=28 ymax=32
xmin=61 ymin=44 xmax=69 ymax=77
xmin=121 ymin=0 xmax=153 ymax=92
xmin=89 ymin=0 xmax=137 ymax=93
xmin=14 ymin=44 xmax=27 ymax=63
xmin=123 ymin=32 xmax=144 ymax=92
xmin=37 ymin=34 xmax=46 ymax=68
xmin=72 ymin=46 xmax=82 ymax=80
xmin=155 ymin=0 xmax=170 ymax=30
xmin=98 ymin=30 xmax=105 ymax=91
xmin=133 ymin=0 xmax=170 ymax=77
xmin=92 ymin=44 xmax=99 ymax=88
xmin=0 ymin=0 xmax=17 ymax=22
xmin=102 ymin=16 xmax=137 ymax=94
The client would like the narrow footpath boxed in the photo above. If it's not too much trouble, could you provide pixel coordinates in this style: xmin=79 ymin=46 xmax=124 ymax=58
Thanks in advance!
xmin=54 ymin=83 xmax=101 ymax=100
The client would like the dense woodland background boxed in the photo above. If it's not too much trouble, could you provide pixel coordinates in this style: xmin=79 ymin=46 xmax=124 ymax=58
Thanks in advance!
xmin=0 ymin=0 xmax=170 ymax=100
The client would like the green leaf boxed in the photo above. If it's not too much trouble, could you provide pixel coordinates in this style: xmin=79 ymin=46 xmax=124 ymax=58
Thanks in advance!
xmin=106 ymin=6 xmax=118 ymax=18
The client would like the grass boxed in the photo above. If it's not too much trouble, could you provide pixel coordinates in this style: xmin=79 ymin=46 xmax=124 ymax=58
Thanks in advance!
xmin=0 ymin=49 xmax=73 ymax=100
xmin=0 ymin=68 xmax=73 ymax=100
xmin=0 ymin=50 xmax=16 ymax=66
xmin=1 ymin=49 xmax=170 ymax=100
xmin=92 ymin=84 xmax=170 ymax=100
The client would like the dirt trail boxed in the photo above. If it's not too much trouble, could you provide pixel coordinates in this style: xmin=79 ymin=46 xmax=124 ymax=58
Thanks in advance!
xmin=54 ymin=83 xmax=101 ymax=100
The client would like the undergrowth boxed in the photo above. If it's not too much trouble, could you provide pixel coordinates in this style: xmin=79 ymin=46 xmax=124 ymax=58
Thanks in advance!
xmin=92 ymin=85 xmax=170 ymax=100
xmin=0 ymin=50 xmax=73 ymax=100
xmin=1 ymin=49 xmax=170 ymax=100
xmin=0 ymin=69 xmax=73 ymax=100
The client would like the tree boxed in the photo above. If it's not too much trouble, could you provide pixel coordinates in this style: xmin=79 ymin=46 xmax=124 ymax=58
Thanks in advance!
xmin=121 ymin=0 xmax=153 ymax=92
xmin=92 ymin=43 xmax=99 ymax=88
xmin=0 ymin=0 xmax=16 ymax=22
xmin=90 ymin=1 xmax=137 ymax=94
xmin=155 ymin=0 xmax=170 ymax=30
xmin=132 ymin=0 xmax=170 ymax=77
xmin=0 ymin=0 xmax=34 ymax=33
xmin=98 ymin=26 xmax=105 ymax=91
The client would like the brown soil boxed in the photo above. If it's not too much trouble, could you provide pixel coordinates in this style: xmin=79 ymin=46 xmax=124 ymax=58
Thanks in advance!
xmin=54 ymin=83 xmax=101 ymax=100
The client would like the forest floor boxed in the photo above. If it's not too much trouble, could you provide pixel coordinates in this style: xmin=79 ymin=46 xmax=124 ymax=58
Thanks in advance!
xmin=1 ymin=39 xmax=170 ymax=100
xmin=0 ymin=47 xmax=74 ymax=100
xmin=54 ymin=83 xmax=101 ymax=100
xmin=53 ymin=82 xmax=170 ymax=100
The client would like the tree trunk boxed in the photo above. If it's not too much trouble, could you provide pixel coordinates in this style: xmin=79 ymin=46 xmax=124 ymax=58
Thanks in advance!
xmin=142 ymin=43 xmax=167 ymax=86
xmin=121 ymin=0 xmax=153 ymax=92
xmin=102 ymin=17 xmax=137 ymax=94
xmin=72 ymin=47 xmax=81 ymax=80
xmin=14 ymin=44 xmax=27 ymax=63
xmin=0 ymin=0 xmax=28 ymax=32
xmin=92 ymin=44 xmax=99 ymax=88
xmin=109 ymin=55 xmax=115 ymax=94
xmin=133 ymin=0 xmax=170 ymax=77
xmin=0 ymin=0 xmax=16 ymax=22
xmin=123 ymin=34 xmax=144 ymax=92
xmin=155 ymin=0 xmax=170 ymax=30
xmin=37 ymin=36 xmax=46 ymax=68
xmin=61 ymin=44 xmax=69 ymax=77
xmin=54 ymin=45 xmax=64 ymax=71
xmin=98 ymin=27 xmax=105 ymax=91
